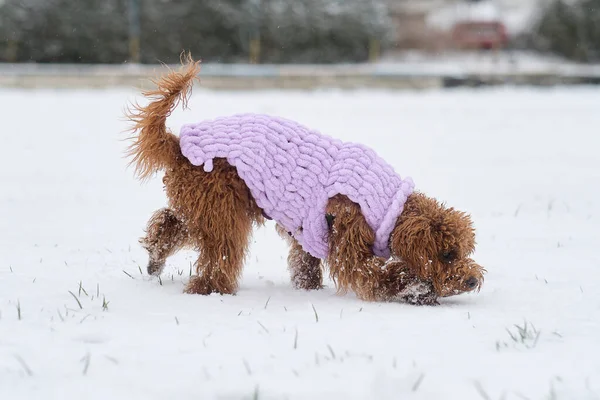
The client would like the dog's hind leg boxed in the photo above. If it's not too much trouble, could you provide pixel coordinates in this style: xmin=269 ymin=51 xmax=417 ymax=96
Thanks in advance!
xmin=276 ymin=224 xmax=323 ymax=290
xmin=184 ymin=197 xmax=254 ymax=296
xmin=140 ymin=208 xmax=189 ymax=276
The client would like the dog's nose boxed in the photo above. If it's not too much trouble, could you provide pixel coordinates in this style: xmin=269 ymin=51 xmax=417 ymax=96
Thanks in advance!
xmin=465 ymin=277 xmax=478 ymax=289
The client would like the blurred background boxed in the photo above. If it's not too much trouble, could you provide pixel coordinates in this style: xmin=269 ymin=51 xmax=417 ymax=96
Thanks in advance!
xmin=0 ymin=0 xmax=599 ymax=67
xmin=1 ymin=3 xmax=600 ymax=398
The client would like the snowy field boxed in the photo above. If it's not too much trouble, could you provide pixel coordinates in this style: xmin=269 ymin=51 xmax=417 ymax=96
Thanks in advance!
xmin=1 ymin=85 xmax=599 ymax=400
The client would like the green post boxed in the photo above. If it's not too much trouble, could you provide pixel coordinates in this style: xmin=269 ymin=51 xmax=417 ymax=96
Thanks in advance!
xmin=128 ymin=0 xmax=141 ymax=63
xmin=7 ymin=39 xmax=18 ymax=62
xmin=249 ymin=0 xmax=262 ymax=64
xmin=369 ymin=38 xmax=380 ymax=62
xmin=249 ymin=37 xmax=261 ymax=64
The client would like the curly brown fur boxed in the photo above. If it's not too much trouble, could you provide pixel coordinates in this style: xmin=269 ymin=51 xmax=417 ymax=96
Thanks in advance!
xmin=324 ymin=195 xmax=389 ymax=301
xmin=389 ymin=191 xmax=484 ymax=296
xmin=435 ymin=257 xmax=485 ymax=297
xmin=127 ymin=54 xmax=264 ymax=295
xmin=276 ymin=224 xmax=323 ymax=290
xmin=125 ymin=52 xmax=199 ymax=181
xmin=126 ymin=54 xmax=485 ymax=303
xmin=168 ymin=158 xmax=262 ymax=294
xmin=140 ymin=208 xmax=190 ymax=276
xmin=291 ymin=194 xmax=484 ymax=302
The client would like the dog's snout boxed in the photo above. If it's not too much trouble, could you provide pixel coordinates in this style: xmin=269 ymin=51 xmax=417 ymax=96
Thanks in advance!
xmin=465 ymin=276 xmax=478 ymax=289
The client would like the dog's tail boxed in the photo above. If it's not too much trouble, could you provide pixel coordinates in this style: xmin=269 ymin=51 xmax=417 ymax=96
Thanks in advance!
xmin=125 ymin=52 xmax=200 ymax=180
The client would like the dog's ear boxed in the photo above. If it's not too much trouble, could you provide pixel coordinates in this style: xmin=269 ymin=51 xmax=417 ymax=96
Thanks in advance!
xmin=429 ymin=209 xmax=476 ymax=261
xmin=389 ymin=215 xmax=436 ymax=276
xmin=391 ymin=193 xmax=475 ymax=264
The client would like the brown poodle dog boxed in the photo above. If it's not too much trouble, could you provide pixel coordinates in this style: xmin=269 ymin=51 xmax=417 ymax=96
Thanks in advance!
xmin=125 ymin=55 xmax=485 ymax=305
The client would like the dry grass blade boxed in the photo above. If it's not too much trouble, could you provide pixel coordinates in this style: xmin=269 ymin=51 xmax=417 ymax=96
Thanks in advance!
xmin=506 ymin=328 xmax=518 ymax=342
xmin=81 ymin=352 xmax=91 ymax=375
xmin=294 ymin=328 xmax=298 ymax=349
xmin=78 ymin=281 xmax=88 ymax=296
xmin=311 ymin=303 xmax=319 ymax=322
xmin=80 ymin=314 xmax=91 ymax=324
xmin=473 ymin=381 xmax=491 ymax=400
xmin=68 ymin=291 xmax=83 ymax=309
xmin=412 ymin=373 xmax=425 ymax=392
xmin=14 ymin=355 xmax=33 ymax=376
xmin=529 ymin=330 xmax=542 ymax=349
xmin=105 ymin=356 xmax=119 ymax=365
xmin=243 ymin=359 xmax=252 ymax=375
xmin=327 ymin=344 xmax=336 ymax=359
xmin=122 ymin=270 xmax=135 ymax=279
xmin=257 ymin=321 xmax=269 ymax=334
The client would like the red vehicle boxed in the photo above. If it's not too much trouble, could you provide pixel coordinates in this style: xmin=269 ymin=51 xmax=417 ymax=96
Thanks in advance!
xmin=451 ymin=21 xmax=508 ymax=50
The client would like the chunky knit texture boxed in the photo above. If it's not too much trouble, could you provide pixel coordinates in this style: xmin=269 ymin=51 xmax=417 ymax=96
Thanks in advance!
xmin=179 ymin=114 xmax=415 ymax=259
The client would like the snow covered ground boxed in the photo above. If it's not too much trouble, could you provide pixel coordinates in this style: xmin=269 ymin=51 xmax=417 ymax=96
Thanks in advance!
xmin=1 ymin=85 xmax=599 ymax=400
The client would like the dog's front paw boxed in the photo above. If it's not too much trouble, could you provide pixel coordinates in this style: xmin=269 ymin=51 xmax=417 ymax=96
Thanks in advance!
xmin=377 ymin=260 xmax=438 ymax=305
xmin=398 ymin=281 xmax=439 ymax=306
xmin=402 ymin=291 xmax=440 ymax=306
xmin=147 ymin=260 xmax=165 ymax=276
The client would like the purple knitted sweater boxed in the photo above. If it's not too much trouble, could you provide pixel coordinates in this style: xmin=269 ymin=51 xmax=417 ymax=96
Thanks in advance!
xmin=179 ymin=114 xmax=415 ymax=259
